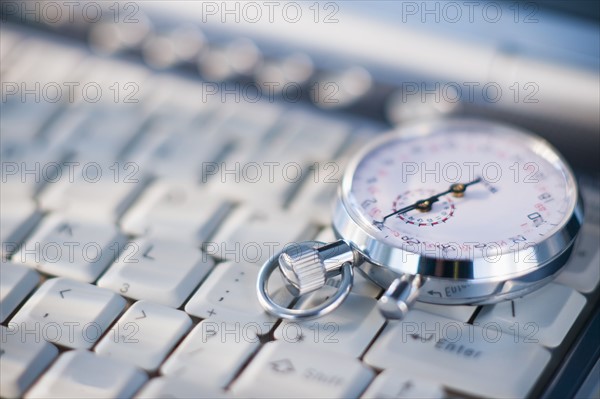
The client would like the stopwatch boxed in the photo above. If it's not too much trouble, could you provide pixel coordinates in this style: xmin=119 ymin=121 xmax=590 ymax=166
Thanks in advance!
xmin=257 ymin=119 xmax=583 ymax=320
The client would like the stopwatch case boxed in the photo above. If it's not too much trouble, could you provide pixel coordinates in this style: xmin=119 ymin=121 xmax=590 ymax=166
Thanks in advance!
xmin=332 ymin=119 xmax=584 ymax=305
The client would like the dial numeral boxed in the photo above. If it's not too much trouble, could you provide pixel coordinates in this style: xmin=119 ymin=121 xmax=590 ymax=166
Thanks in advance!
xmin=538 ymin=192 xmax=553 ymax=203
xmin=402 ymin=236 xmax=421 ymax=245
xmin=361 ymin=199 xmax=377 ymax=209
xmin=527 ymin=212 xmax=544 ymax=227
xmin=509 ymin=235 xmax=527 ymax=243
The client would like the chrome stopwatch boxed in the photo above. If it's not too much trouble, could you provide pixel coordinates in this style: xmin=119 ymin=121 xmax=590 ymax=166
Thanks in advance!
xmin=257 ymin=119 xmax=583 ymax=320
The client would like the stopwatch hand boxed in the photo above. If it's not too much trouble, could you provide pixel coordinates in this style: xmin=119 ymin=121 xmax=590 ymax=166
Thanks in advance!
xmin=376 ymin=177 xmax=482 ymax=226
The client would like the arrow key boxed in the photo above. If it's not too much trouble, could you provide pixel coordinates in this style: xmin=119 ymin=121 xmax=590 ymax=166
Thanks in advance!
xmin=95 ymin=300 xmax=192 ymax=371
xmin=9 ymin=278 xmax=126 ymax=349
xmin=361 ymin=368 xmax=444 ymax=398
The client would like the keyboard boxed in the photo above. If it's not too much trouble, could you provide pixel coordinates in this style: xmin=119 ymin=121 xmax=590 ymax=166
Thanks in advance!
xmin=1 ymin=17 xmax=600 ymax=399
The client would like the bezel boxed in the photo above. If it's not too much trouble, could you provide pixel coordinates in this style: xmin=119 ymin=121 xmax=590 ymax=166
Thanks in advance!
xmin=333 ymin=119 xmax=583 ymax=297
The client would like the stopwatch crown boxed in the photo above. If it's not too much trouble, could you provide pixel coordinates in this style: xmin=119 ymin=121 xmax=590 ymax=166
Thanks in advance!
xmin=278 ymin=240 xmax=357 ymax=296
xmin=279 ymin=249 xmax=325 ymax=296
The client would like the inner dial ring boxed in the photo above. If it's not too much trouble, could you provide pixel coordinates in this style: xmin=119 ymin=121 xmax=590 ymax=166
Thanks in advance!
xmin=393 ymin=189 xmax=455 ymax=226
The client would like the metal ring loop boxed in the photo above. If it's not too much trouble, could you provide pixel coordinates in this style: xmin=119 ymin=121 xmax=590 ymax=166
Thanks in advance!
xmin=256 ymin=242 xmax=354 ymax=320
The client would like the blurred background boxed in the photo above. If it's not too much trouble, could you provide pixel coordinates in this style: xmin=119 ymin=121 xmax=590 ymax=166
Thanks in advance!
xmin=2 ymin=0 xmax=599 ymax=173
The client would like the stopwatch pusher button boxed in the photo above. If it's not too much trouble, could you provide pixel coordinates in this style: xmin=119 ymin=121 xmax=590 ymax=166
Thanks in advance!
xmin=278 ymin=240 xmax=356 ymax=296
xmin=378 ymin=274 xmax=423 ymax=319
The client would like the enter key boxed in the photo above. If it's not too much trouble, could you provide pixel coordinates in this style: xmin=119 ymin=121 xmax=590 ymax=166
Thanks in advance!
xmin=363 ymin=310 xmax=550 ymax=398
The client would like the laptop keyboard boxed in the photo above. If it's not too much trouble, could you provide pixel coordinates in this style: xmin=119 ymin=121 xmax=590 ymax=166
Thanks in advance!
xmin=1 ymin=23 xmax=599 ymax=399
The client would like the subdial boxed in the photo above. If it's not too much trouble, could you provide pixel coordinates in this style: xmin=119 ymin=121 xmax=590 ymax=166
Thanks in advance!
xmin=392 ymin=189 xmax=455 ymax=226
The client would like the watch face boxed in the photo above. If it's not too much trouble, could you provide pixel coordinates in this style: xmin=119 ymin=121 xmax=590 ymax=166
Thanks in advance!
xmin=344 ymin=120 xmax=579 ymax=261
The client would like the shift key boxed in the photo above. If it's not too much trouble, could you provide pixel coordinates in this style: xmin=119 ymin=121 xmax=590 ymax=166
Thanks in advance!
xmin=363 ymin=310 xmax=550 ymax=398
xmin=231 ymin=341 xmax=374 ymax=398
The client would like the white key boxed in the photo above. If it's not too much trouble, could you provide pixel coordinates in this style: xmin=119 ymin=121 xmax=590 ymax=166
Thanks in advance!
xmin=204 ymin=109 xmax=305 ymax=209
xmin=206 ymin=109 xmax=344 ymax=208
xmin=119 ymin=121 xmax=175 ymax=170
xmin=192 ymin=100 xmax=281 ymax=157
xmin=120 ymin=180 xmax=232 ymax=244
xmin=0 ymin=325 xmax=58 ymax=399
xmin=125 ymin=83 xmax=216 ymax=168
xmin=10 ymin=278 xmax=126 ymax=349
xmin=98 ymin=239 xmax=214 ymax=307
xmin=0 ymin=100 xmax=61 ymax=144
xmin=124 ymin=73 xmax=216 ymax=148
xmin=144 ymin=74 xmax=218 ymax=120
xmin=38 ymin=163 xmax=148 ymax=223
xmin=361 ymin=368 xmax=445 ymax=399
xmin=363 ymin=310 xmax=551 ymax=398
xmin=0 ymin=138 xmax=67 ymax=202
xmin=184 ymin=261 xmax=291 ymax=325
xmin=65 ymin=107 xmax=148 ymax=161
xmin=215 ymin=101 xmax=283 ymax=145
xmin=1 ymin=41 xmax=83 ymax=140
xmin=475 ymin=283 xmax=586 ymax=348
xmin=0 ymin=198 xmax=41 ymax=258
xmin=289 ymin=178 xmax=339 ymax=225
xmin=276 ymin=111 xmax=350 ymax=161
xmin=161 ymin=321 xmax=260 ymax=388
xmin=231 ymin=341 xmax=374 ymax=398
xmin=354 ymin=270 xmax=385 ymax=298
xmin=145 ymin=126 xmax=232 ymax=180
xmin=95 ymin=300 xmax=192 ymax=371
xmin=0 ymin=261 xmax=40 ymax=322
xmin=555 ymin=222 xmax=600 ymax=293
xmin=13 ymin=215 xmax=125 ymax=282
xmin=136 ymin=377 xmax=230 ymax=399
xmin=275 ymin=289 xmax=385 ymax=357
xmin=36 ymin=107 xmax=91 ymax=155
xmin=323 ymin=271 xmax=383 ymax=299
xmin=207 ymin=206 xmax=314 ymax=266
xmin=288 ymin=149 xmax=352 ymax=225
xmin=25 ymin=350 xmax=147 ymax=399
xmin=205 ymin=152 xmax=304 ymax=210
xmin=413 ymin=302 xmax=477 ymax=323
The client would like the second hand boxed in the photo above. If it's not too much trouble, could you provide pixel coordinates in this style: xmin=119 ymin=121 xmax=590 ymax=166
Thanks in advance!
xmin=373 ymin=177 xmax=482 ymax=229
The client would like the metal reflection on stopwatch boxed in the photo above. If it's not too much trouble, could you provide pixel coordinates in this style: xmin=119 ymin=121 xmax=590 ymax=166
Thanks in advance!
xmin=256 ymin=119 xmax=582 ymax=321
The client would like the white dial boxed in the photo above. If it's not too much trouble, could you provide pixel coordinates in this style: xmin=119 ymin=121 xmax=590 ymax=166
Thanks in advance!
xmin=346 ymin=122 xmax=578 ymax=261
